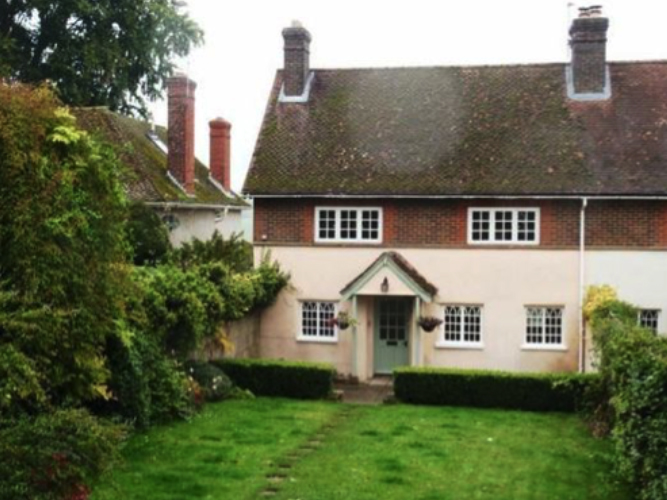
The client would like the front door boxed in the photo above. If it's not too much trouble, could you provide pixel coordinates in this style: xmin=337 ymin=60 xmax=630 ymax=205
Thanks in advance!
xmin=374 ymin=297 xmax=411 ymax=375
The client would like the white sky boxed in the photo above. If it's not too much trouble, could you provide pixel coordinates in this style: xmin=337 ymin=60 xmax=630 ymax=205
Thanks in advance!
xmin=148 ymin=0 xmax=667 ymax=192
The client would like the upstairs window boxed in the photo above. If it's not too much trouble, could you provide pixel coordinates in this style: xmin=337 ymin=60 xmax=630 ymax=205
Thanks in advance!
xmin=468 ymin=208 xmax=539 ymax=244
xmin=315 ymin=207 xmax=382 ymax=243
xmin=639 ymin=309 xmax=660 ymax=334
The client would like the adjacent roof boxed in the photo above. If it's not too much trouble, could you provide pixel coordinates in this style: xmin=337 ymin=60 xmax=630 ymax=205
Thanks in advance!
xmin=244 ymin=62 xmax=667 ymax=197
xmin=73 ymin=107 xmax=247 ymax=207
xmin=340 ymin=251 xmax=438 ymax=301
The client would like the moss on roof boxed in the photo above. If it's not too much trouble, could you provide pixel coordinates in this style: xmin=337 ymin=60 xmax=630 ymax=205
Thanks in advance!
xmin=245 ymin=62 xmax=667 ymax=196
xmin=72 ymin=107 xmax=247 ymax=207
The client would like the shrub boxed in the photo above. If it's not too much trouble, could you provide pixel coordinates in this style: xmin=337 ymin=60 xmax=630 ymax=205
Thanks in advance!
xmin=393 ymin=367 xmax=598 ymax=412
xmin=126 ymin=202 xmax=172 ymax=266
xmin=184 ymin=361 xmax=233 ymax=402
xmin=0 ymin=409 xmax=125 ymax=500
xmin=212 ymin=358 xmax=335 ymax=400
xmin=589 ymin=294 xmax=667 ymax=500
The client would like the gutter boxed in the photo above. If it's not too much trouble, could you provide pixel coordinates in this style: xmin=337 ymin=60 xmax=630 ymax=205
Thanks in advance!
xmin=247 ymin=194 xmax=667 ymax=201
xmin=578 ymin=197 xmax=588 ymax=373
xmin=145 ymin=201 xmax=249 ymax=211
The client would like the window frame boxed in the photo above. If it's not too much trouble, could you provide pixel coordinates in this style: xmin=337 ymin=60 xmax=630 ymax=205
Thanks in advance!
xmin=522 ymin=305 xmax=567 ymax=351
xmin=297 ymin=300 xmax=339 ymax=343
xmin=314 ymin=207 xmax=383 ymax=244
xmin=638 ymin=309 xmax=660 ymax=334
xmin=467 ymin=207 xmax=540 ymax=245
xmin=436 ymin=304 xmax=484 ymax=349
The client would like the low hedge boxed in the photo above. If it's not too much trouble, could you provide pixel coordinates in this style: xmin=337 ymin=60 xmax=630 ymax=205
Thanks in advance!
xmin=394 ymin=367 xmax=598 ymax=412
xmin=211 ymin=358 xmax=335 ymax=400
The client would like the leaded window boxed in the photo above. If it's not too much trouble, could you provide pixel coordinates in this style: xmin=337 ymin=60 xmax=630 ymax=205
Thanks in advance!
xmin=300 ymin=301 xmax=336 ymax=340
xmin=639 ymin=309 xmax=660 ymax=334
xmin=443 ymin=305 xmax=483 ymax=345
xmin=526 ymin=307 xmax=563 ymax=346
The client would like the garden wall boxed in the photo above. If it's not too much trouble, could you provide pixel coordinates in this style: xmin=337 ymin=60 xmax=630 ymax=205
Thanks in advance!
xmin=193 ymin=312 xmax=261 ymax=360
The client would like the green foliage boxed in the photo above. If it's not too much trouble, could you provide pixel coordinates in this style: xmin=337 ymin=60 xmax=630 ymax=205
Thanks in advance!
xmin=589 ymin=296 xmax=667 ymax=500
xmin=393 ymin=367 xmax=598 ymax=412
xmin=184 ymin=361 xmax=233 ymax=402
xmin=0 ymin=83 xmax=130 ymax=409
xmin=0 ymin=409 xmax=125 ymax=500
xmin=126 ymin=203 xmax=172 ymax=266
xmin=170 ymin=231 xmax=253 ymax=273
xmin=212 ymin=358 xmax=336 ymax=400
xmin=0 ymin=0 xmax=203 ymax=116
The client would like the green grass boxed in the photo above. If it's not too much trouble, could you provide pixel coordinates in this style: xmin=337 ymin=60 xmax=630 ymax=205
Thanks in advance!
xmin=92 ymin=399 xmax=629 ymax=500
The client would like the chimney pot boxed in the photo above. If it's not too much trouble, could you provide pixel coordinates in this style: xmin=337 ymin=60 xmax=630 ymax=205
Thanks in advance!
xmin=282 ymin=23 xmax=312 ymax=97
xmin=209 ymin=117 xmax=231 ymax=192
xmin=167 ymin=73 xmax=197 ymax=195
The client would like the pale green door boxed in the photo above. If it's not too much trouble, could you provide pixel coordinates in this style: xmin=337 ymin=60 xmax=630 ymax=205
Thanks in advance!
xmin=374 ymin=298 xmax=411 ymax=375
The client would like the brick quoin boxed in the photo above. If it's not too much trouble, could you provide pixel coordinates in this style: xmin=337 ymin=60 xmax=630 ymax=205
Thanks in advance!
xmin=254 ymin=198 xmax=667 ymax=248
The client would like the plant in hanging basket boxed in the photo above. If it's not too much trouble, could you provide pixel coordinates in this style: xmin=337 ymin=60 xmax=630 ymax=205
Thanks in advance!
xmin=418 ymin=316 xmax=443 ymax=332
xmin=328 ymin=311 xmax=357 ymax=330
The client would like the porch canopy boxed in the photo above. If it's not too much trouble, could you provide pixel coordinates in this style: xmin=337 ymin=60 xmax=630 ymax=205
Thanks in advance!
xmin=340 ymin=251 xmax=437 ymax=302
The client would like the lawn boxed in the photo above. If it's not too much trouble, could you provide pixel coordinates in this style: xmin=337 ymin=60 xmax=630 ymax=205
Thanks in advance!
xmin=92 ymin=399 xmax=628 ymax=500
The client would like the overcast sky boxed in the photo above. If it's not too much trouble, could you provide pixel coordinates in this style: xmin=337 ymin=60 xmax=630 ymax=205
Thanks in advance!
xmin=148 ymin=0 xmax=667 ymax=192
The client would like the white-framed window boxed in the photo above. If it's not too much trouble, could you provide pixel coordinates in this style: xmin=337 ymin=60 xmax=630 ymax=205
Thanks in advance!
xmin=439 ymin=305 xmax=483 ymax=347
xmin=315 ymin=207 xmax=382 ymax=243
xmin=524 ymin=306 xmax=564 ymax=348
xmin=299 ymin=301 xmax=337 ymax=342
xmin=468 ymin=208 xmax=540 ymax=245
xmin=638 ymin=309 xmax=660 ymax=334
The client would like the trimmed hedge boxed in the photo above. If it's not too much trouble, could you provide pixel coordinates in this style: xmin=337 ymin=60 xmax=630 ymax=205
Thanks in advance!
xmin=211 ymin=358 xmax=335 ymax=400
xmin=394 ymin=367 xmax=598 ymax=412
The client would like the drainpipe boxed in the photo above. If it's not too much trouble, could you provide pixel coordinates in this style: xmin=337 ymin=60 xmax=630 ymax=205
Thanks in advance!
xmin=351 ymin=295 xmax=358 ymax=379
xmin=578 ymin=197 xmax=588 ymax=373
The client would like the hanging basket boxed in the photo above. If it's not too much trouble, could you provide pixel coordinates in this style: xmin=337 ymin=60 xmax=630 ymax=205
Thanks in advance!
xmin=328 ymin=312 xmax=356 ymax=331
xmin=418 ymin=316 xmax=443 ymax=332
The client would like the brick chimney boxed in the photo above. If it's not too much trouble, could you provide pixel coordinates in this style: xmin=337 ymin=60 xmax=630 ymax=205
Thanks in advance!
xmin=569 ymin=6 xmax=609 ymax=95
xmin=167 ymin=72 xmax=197 ymax=195
xmin=282 ymin=21 xmax=312 ymax=97
xmin=209 ymin=117 xmax=231 ymax=192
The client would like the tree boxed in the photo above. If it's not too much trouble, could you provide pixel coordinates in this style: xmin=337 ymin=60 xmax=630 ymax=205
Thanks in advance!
xmin=0 ymin=0 xmax=203 ymax=116
xmin=0 ymin=82 xmax=130 ymax=408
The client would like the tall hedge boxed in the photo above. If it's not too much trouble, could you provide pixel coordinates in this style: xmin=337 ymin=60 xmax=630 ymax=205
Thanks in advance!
xmin=212 ymin=358 xmax=335 ymax=400
xmin=394 ymin=367 xmax=597 ymax=412
xmin=589 ymin=295 xmax=667 ymax=500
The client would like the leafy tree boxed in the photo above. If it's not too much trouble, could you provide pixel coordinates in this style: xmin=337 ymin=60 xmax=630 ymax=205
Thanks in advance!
xmin=126 ymin=202 xmax=172 ymax=266
xmin=0 ymin=83 xmax=130 ymax=408
xmin=0 ymin=0 xmax=203 ymax=116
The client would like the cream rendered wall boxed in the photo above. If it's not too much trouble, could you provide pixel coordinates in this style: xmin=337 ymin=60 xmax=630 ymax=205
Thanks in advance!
xmin=160 ymin=208 xmax=245 ymax=247
xmin=256 ymin=246 xmax=581 ymax=379
xmin=586 ymin=251 xmax=667 ymax=335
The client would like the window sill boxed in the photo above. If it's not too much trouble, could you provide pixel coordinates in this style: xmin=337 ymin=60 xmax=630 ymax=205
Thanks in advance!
xmin=435 ymin=343 xmax=484 ymax=350
xmin=521 ymin=344 xmax=568 ymax=352
xmin=296 ymin=337 xmax=338 ymax=344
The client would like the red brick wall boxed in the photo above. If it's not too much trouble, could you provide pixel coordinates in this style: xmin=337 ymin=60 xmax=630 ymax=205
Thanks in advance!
xmin=253 ymin=198 xmax=667 ymax=248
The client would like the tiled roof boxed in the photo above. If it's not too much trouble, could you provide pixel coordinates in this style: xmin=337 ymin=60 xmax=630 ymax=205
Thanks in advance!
xmin=244 ymin=62 xmax=667 ymax=196
xmin=73 ymin=107 xmax=247 ymax=207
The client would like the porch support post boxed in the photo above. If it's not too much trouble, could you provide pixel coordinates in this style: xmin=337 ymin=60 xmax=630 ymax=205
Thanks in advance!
xmin=413 ymin=296 xmax=421 ymax=366
xmin=351 ymin=295 xmax=358 ymax=378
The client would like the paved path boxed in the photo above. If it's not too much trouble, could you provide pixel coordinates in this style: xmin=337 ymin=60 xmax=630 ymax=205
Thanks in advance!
xmin=334 ymin=377 xmax=393 ymax=405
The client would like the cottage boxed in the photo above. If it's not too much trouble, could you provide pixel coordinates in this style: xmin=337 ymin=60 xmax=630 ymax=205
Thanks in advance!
xmin=244 ymin=9 xmax=667 ymax=380
xmin=74 ymin=73 xmax=249 ymax=246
